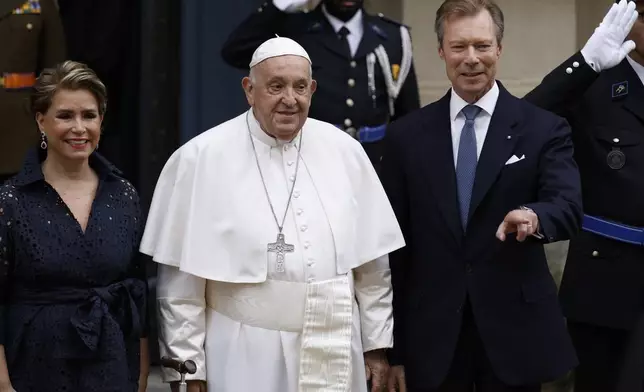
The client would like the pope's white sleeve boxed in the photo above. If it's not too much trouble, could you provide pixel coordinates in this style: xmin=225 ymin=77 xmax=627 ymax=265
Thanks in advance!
xmin=353 ymin=255 xmax=394 ymax=352
xmin=156 ymin=264 xmax=208 ymax=382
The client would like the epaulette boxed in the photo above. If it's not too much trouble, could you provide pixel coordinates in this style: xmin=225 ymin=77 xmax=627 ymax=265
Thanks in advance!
xmin=376 ymin=13 xmax=411 ymax=30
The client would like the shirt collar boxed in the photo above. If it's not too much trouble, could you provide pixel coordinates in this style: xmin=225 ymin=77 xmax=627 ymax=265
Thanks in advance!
xmin=247 ymin=109 xmax=302 ymax=148
xmin=450 ymin=81 xmax=500 ymax=121
xmin=9 ymin=148 xmax=123 ymax=188
xmin=321 ymin=4 xmax=364 ymax=38
xmin=626 ymin=55 xmax=644 ymax=86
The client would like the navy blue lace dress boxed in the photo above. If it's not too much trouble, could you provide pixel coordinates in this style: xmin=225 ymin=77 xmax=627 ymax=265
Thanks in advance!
xmin=0 ymin=150 xmax=147 ymax=391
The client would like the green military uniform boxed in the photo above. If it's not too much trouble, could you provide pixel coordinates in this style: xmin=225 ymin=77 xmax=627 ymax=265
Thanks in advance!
xmin=0 ymin=0 xmax=65 ymax=178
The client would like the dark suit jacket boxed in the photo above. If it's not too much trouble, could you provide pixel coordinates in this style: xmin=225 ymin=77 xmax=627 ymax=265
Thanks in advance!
xmin=381 ymin=83 xmax=582 ymax=389
xmin=524 ymin=52 xmax=644 ymax=331
xmin=220 ymin=1 xmax=420 ymax=169
xmin=0 ymin=0 xmax=65 ymax=175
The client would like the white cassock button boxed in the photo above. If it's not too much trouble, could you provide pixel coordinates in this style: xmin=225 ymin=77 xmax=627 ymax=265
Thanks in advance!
xmin=350 ymin=61 xmax=357 ymax=68
xmin=307 ymin=259 xmax=315 ymax=267
xmin=613 ymin=138 xmax=620 ymax=143
xmin=301 ymin=225 xmax=308 ymax=232
xmin=573 ymin=61 xmax=580 ymax=68
xmin=296 ymin=208 xmax=303 ymax=215
xmin=283 ymin=145 xmax=289 ymax=151
xmin=287 ymin=161 xmax=294 ymax=166
xmin=344 ymin=118 xmax=352 ymax=127
xmin=566 ymin=67 xmax=573 ymax=74
xmin=307 ymin=278 xmax=315 ymax=283
xmin=346 ymin=98 xmax=354 ymax=107
xmin=592 ymin=250 xmax=599 ymax=257
xmin=304 ymin=242 xmax=311 ymax=249
xmin=289 ymin=175 xmax=295 ymax=182
xmin=348 ymin=78 xmax=355 ymax=87
xmin=26 ymin=23 xmax=33 ymax=30
xmin=293 ymin=190 xmax=300 ymax=198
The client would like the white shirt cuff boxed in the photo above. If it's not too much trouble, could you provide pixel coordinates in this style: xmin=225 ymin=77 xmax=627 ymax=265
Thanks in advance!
xmin=273 ymin=0 xmax=294 ymax=12
xmin=580 ymin=50 xmax=600 ymax=73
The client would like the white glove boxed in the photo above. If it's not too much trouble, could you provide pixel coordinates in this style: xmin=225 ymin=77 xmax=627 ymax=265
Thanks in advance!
xmin=273 ymin=0 xmax=322 ymax=13
xmin=581 ymin=0 xmax=638 ymax=72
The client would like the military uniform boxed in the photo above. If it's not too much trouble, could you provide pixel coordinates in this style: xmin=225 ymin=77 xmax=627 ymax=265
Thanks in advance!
xmin=524 ymin=52 xmax=644 ymax=391
xmin=0 ymin=0 xmax=65 ymax=179
xmin=221 ymin=1 xmax=420 ymax=171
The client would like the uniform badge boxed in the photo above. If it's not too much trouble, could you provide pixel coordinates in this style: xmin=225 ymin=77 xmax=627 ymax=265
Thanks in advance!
xmin=607 ymin=147 xmax=626 ymax=170
xmin=12 ymin=0 xmax=41 ymax=14
xmin=370 ymin=24 xmax=388 ymax=39
xmin=392 ymin=64 xmax=400 ymax=81
xmin=612 ymin=81 xmax=628 ymax=99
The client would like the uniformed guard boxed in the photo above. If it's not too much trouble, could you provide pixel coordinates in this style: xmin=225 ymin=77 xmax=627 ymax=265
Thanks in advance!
xmin=0 ymin=0 xmax=66 ymax=182
xmin=221 ymin=0 xmax=421 ymax=172
xmin=524 ymin=1 xmax=644 ymax=391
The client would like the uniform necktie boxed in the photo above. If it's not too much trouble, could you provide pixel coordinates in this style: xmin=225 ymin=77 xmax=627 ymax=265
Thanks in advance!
xmin=337 ymin=26 xmax=351 ymax=59
xmin=456 ymin=104 xmax=482 ymax=230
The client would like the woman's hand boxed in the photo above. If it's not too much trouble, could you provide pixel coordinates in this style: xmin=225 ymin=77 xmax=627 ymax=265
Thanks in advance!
xmin=137 ymin=338 xmax=150 ymax=392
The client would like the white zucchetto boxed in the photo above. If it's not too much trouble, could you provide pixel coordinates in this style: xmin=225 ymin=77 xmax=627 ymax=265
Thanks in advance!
xmin=249 ymin=37 xmax=312 ymax=68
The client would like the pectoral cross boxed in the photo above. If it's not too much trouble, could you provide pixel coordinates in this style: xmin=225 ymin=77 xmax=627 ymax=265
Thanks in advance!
xmin=267 ymin=233 xmax=294 ymax=273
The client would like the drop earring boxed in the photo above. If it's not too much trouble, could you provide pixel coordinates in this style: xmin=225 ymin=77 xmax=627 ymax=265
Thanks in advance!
xmin=40 ymin=131 xmax=47 ymax=150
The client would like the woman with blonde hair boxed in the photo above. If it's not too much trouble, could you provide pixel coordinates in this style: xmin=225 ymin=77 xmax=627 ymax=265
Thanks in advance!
xmin=0 ymin=60 xmax=149 ymax=392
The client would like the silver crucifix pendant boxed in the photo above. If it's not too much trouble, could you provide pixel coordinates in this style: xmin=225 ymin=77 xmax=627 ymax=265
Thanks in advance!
xmin=267 ymin=233 xmax=295 ymax=273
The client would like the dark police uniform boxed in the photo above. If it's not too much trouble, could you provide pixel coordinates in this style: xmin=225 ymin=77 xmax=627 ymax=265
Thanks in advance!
xmin=0 ymin=0 xmax=65 ymax=180
xmin=524 ymin=52 xmax=644 ymax=391
xmin=221 ymin=1 xmax=421 ymax=171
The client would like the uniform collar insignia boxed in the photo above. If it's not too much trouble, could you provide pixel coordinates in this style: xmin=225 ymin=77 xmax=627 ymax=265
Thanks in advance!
xmin=369 ymin=23 xmax=388 ymax=39
xmin=612 ymin=81 xmax=629 ymax=99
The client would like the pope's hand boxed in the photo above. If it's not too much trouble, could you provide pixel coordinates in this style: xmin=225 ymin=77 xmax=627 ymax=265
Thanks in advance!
xmin=496 ymin=209 xmax=540 ymax=242
xmin=581 ymin=0 xmax=638 ymax=72
xmin=365 ymin=350 xmax=389 ymax=392
xmin=387 ymin=365 xmax=407 ymax=392
xmin=273 ymin=0 xmax=322 ymax=13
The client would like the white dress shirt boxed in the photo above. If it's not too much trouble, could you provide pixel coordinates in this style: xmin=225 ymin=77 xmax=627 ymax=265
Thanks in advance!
xmin=627 ymin=55 xmax=644 ymax=87
xmin=449 ymin=81 xmax=500 ymax=167
xmin=321 ymin=5 xmax=364 ymax=58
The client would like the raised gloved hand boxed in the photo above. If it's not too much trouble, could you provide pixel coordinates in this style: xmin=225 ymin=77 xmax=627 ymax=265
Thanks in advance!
xmin=581 ymin=0 xmax=639 ymax=72
xmin=273 ymin=0 xmax=322 ymax=13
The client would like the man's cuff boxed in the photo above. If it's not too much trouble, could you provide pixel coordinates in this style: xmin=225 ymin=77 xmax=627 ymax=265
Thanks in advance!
xmin=521 ymin=206 xmax=545 ymax=240
xmin=580 ymin=49 xmax=600 ymax=73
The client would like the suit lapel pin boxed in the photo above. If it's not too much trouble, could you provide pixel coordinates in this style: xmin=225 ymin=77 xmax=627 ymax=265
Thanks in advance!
xmin=612 ymin=81 xmax=628 ymax=99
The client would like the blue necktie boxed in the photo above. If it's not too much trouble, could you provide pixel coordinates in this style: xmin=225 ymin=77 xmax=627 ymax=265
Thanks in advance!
xmin=456 ymin=105 xmax=482 ymax=229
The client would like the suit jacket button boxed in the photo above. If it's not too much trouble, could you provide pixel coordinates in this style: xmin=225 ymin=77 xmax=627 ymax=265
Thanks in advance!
xmin=592 ymin=250 xmax=599 ymax=257
xmin=465 ymin=263 xmax=473 ymax=273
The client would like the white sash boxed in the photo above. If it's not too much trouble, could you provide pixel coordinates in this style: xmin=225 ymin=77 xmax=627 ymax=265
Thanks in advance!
xmin=206 ymin=276 xmax=354 ymax=391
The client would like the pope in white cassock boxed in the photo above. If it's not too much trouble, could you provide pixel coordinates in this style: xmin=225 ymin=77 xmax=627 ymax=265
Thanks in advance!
xmin=139 ymin=37 xmax=405 ymax=392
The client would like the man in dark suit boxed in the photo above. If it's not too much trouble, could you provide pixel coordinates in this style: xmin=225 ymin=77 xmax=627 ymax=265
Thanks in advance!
xmin=523 ymin=1 xmax=644 ymax=390
xmin=381 ymin=0 xmax=582 ymax=391
xmin=220 ymin=0 xmax=420 ymax=172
